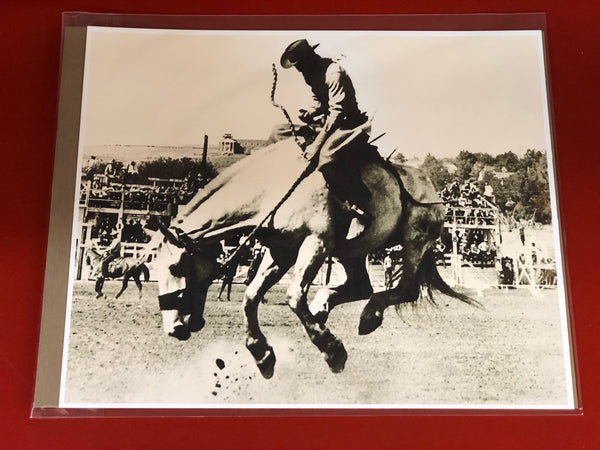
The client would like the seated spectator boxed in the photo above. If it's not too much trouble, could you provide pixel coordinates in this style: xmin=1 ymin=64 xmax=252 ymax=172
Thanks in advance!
xmin=484 ymin=182 xmax=494 ymax=203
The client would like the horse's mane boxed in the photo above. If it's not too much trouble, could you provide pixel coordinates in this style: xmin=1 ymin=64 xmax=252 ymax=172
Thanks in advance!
xmin=173 ymin=139 xmax=312 ymax=243
xmin=177 ymin=140 xmax=301 ymax=220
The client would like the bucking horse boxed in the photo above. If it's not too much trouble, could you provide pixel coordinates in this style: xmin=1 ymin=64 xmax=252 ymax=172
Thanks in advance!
xmin=152 ymin=138 xmax=480 ymax=378
xmin=86 ymin=248 xmax=150 ymax=300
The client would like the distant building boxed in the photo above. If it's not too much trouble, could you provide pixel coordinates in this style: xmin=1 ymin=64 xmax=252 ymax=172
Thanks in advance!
xmin=219 ymin=134 xmax=269 ymax=155
xmin=219 ymin=133 xmax=243 ymax=155
xmin=478 ymin=165 xmax=514 ymax=181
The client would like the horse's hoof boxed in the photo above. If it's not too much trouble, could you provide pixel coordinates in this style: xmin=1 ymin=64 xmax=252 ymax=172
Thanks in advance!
xmin=358 ymin=308 xmax=383 ymax=335
xmin=256 ymin=347 xmax=276 ymax=379
xmin=188 ymin=317 xmax=205 ymax=333
xmin=168 ymin=325 xmax=191 ymax=341
xmin=324 ymin=340 xmax=347 ymax=373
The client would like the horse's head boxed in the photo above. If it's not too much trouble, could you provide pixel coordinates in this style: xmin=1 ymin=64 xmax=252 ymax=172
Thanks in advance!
xmin=85 ymin=248 xmax=104 ymax=278
xmin=155 ymin=234 xmax=222 ymax=286
xmin=85 ymin=248 xmax=101 ymax=266
xmin=153 ymin=225 xmax=223 ymax=339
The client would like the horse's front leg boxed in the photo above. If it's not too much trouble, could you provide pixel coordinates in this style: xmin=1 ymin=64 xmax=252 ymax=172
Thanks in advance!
xmin=95 ymin=277 xmax=105 ymax=299
xmin=244 ymin=250 xmax=293 ymax=379
xmin=115 ymin=275 xmax=129 ymax=299
xmin=287 ymin=235 xmax=347 ymax=373
xmin=184 ymin=283 xmax=210 ymax=333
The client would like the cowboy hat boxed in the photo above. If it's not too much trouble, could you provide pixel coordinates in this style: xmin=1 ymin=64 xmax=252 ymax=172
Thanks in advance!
xmin=280 ymin=39 xmax=320 ymax=69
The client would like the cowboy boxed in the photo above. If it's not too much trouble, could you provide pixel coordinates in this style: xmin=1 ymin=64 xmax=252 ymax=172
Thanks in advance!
xmin=99 ymin=222 xmax=123 ymax=277
xmin=280 ymin=39 xmax=377 ymax=233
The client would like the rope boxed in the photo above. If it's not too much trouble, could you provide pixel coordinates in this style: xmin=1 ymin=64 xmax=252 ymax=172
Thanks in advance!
xmin=219 ymin=64 xmax=317 ymax=269
xmin=270 ymin=63 xmax=305 ymax=151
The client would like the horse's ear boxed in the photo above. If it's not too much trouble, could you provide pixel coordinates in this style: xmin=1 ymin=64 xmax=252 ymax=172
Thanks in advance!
xmin=157 ymin=221 xmax=185 ymax=248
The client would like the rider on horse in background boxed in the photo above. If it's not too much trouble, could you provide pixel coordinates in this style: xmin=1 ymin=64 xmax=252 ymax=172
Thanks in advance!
xmin=279 ymin=39 xmax=379 ymax=235
xmin=98 ymin=222 xmax=123 ymax=277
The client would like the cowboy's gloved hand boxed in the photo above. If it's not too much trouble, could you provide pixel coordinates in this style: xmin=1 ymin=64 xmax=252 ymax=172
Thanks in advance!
xmin=303 ymin=141 xmax=321 ymax=160
xmin=298 ymin=109 xmax=313 ymax=124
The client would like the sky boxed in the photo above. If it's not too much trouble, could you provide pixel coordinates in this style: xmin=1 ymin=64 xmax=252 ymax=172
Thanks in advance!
xmin=81 ymin=28 xmax=550 ymax=159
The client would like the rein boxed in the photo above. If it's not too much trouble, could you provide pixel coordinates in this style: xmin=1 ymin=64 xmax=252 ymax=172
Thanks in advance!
xmin=220 ymin=158 xmax=317 ymax=269
xmin=174 ymin=65 xmax=316 ymax=269
xmin=219 ymin=66 xmax=319 ymax=268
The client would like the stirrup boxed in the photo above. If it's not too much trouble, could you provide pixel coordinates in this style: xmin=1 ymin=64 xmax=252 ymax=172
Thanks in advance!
xmin=350 ymin=204 xmax=367 ymax=218
xmin=350 ymin=205 xmax=372 ymax=223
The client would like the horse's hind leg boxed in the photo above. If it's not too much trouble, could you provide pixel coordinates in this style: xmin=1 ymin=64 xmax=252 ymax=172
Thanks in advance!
xmin=309 ymin=256 xmax=373 ymax=325
xmin=95 ymin=277 xmax=105 ymax=299
xmin=244 ymin=249 xmax=294 ymax=379
xmin=133 ymin=274 xmax=143 ymax=300
xmin=287 ymin=235 xmax=347 ymax=373
xmin=359 ymin=242 xmax=427 ymax=335
xmin=116 ymin=275 xmax=129 ymax=299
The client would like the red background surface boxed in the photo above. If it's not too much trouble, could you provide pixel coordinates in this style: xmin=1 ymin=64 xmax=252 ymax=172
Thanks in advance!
xmin=1 ymin=2 xmax=599 ymax=449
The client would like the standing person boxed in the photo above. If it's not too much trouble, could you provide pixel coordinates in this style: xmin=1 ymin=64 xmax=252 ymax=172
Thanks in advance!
xmin=383 ymin=251 xmax=394 ymax=290
xmin=519 ymin=221 xmax=526 ymax=246
xmin=434 ymin=239 xmax=447 ymax=267
xmin=483 ymin=182 xmax=494 ymax=204
xmin=218 ymin=250 xmax=239 ymax=302
xmin=280 ymin=39 xmax=377 ymax=235
xmin=244 ymin=244 xmax=265 ymax=286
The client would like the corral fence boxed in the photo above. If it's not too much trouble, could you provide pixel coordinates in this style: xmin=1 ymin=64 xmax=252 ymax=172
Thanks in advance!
xmin=76 ymin=240 xmax=557 ymax=294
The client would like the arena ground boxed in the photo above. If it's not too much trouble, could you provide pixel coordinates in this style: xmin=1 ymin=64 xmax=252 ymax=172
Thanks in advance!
xmin=63 ymin=279 xmax=572 ymax=408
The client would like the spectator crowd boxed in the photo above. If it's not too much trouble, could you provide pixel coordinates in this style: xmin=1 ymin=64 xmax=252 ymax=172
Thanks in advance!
xmin=440 ymin=180 xmax=496 ymax=226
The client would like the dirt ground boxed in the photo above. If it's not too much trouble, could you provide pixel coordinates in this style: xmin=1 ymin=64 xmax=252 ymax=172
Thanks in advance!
xmin=64 ymin=279 xmax=572 ymax=408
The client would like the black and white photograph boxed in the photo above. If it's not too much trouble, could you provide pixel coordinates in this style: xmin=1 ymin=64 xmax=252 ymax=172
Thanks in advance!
xmin=58 ymin=26 xmax=575 ymax=409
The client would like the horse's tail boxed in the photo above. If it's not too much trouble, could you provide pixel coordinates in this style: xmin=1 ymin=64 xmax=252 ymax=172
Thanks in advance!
xmin=418 ymin=248 xmax=484 ymax=309
xmin=140 ymin=264 xmax=150 ymax=282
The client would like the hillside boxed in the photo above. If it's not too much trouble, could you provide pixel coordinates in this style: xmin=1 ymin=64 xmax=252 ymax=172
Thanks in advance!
xmin=83 ymin=144 xmax=252 ymax=171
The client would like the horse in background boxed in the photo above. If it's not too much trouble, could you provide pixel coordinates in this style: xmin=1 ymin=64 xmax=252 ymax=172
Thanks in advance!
xmin=85 ymin=248 xmax=150 ymax=299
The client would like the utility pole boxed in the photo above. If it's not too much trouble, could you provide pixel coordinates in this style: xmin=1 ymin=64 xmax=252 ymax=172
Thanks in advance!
xmin=201 ymin=134 xmax=208 ymax=170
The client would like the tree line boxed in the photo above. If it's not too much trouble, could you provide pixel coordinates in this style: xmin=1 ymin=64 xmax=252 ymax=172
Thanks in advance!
xmin=85 ymin=149 xmax=553 ymax=225
xmin=394 ymin=149 xmax=552 ymax=224
xmin=86 ymin=157 xmax=218 ymax=189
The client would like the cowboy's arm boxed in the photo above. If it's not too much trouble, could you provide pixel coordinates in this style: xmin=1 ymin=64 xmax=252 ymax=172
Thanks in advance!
xmin=304 ymin=67 xmax=347 ymax=159
xmin=301 ymin=92 xmax=327 ymax=120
